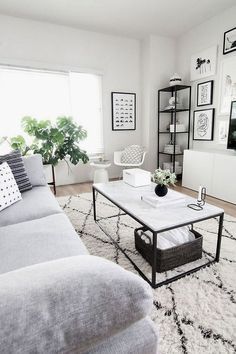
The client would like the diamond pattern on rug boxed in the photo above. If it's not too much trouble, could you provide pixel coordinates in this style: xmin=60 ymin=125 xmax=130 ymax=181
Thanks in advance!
xmin=57 ymin=192 xmax=236 ymax=354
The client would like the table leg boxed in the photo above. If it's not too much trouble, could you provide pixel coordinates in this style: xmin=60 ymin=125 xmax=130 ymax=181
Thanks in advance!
xmin=92 ymin=187 xmax=97 ymax=221
xmin=152 ymin=232 xmax=157 ymax=287
xmin=216 ymin=213 xmax=224 ymax=262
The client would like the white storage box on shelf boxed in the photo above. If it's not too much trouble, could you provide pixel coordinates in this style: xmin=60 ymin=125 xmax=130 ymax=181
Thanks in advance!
xmin=123 ymin=168 xmax=151 ymax=187
xmin=170 ymin=124 xmax=186 ymax=133
xmin=163 ymin=162 xmax=182 ymax=174
xmin=164 ymin=144 xmax=181 ymax=154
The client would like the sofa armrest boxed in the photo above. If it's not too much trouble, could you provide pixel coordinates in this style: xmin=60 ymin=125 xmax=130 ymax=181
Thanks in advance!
xmin=0 ymin=255 xmax=153 ymax=353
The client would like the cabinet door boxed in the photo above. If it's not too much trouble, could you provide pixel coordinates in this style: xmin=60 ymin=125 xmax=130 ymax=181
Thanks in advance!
xmin=212 ymin=154 xmax=236 ymax=204
xmin=182 ymin=150 xmax=214 ymax=194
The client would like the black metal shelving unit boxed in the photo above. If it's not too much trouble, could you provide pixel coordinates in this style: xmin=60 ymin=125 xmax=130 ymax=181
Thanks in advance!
xmin=157 ymin=84 xmax=191 ymax=176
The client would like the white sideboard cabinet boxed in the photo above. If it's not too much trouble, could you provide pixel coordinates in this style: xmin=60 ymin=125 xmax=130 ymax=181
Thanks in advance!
xmin=182 ymin=150 xmax=236 ymax=204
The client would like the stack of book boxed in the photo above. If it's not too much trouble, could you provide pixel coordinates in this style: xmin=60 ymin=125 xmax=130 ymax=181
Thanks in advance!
xmin=141 ymin=189 xmax=185 ymax=208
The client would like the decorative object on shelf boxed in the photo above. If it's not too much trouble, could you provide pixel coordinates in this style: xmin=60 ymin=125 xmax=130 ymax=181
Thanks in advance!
xmin=190 ymin=46 xmax=217 ymax=81
xmin=187 ymin=186 xmax=206 ymax=211
xmin=223 ymin=27 xmax=236 ymax=55
xmin=164 ymin=96 xmax=183 ymax=110
xmin=152 ymin=168 xmax=176 ymax=197
xmin=169 ymin=123 xmax=186 ymax=132
xmin=169 ymin=73 xmax=182 ymax=86
xmin=193 ymin=108 xmax=215 ymax=141
xmin=219 ymin=57 xmax=236 ymax=115
xmin=163 ymin=161 xmax=182 ymax=175
xmin=197 ymin=80 xmax=213 ymax=106
xmin=164 ymin=143 xmax=181 ymax=154
xmin=218 ymin=120 xmax=228 ymax=145
xmin=111 ymin=92 xmax=136 ymax=131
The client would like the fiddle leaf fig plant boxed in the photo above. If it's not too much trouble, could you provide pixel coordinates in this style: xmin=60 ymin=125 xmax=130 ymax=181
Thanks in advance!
xmin=6 ymin=116 xmax=89 ymax=166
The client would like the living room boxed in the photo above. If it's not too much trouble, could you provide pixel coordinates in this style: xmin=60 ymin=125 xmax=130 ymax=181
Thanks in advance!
xmin=0 ymin=1 xmax=235 ymax=353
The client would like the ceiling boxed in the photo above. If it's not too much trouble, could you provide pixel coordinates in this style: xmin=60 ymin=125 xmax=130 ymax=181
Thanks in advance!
xmin=0 ymin=0 xmax=235 ymax=38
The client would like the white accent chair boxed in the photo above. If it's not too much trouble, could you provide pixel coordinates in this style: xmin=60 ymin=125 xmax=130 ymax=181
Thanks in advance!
xmin=114 ymin=148 xmax=146 ymax=178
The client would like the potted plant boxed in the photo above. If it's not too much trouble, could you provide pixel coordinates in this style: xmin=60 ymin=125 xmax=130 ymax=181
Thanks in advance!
xmin=7 ymin=116 xmax=89 ymax=166
xmin=152 ymin=168 xmax=176 ymax=197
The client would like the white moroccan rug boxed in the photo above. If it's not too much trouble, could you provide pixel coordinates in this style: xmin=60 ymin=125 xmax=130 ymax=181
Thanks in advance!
xmin=57 ymin=193 xmax=236 ymax=354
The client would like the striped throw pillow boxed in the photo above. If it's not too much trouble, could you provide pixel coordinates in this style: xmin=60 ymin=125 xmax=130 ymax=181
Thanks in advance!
xmin=0 ymin=150 xmax=32 ymax=192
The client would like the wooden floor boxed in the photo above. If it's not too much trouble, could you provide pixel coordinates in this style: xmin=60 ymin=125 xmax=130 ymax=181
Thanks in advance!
xmin=56 ymin=181 xmax=236 ymax=218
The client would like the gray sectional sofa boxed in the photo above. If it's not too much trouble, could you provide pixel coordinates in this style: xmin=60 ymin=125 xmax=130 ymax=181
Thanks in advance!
xmin=0 ymin=154 xmax=158 ymax=354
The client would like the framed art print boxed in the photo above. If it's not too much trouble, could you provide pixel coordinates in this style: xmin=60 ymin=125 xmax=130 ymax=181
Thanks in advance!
xmin=193 ymin=108 xmax=214 ymax=141
xmin=190 ymin=46 xmax=217 ymax=81
xmin=111 ymin=92 xmax=136 ymax=131
xmin=219 ymin=57 xmax=236 ymax=115
xmin=223 ymin=27 xmax=236 ymax=55
xmin=197 ymin=80 xmax=213 ymax=106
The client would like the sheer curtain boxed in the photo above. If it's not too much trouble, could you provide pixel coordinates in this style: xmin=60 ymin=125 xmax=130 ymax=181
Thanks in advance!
xmin=0 ymin=66 xmax=103 ymax=155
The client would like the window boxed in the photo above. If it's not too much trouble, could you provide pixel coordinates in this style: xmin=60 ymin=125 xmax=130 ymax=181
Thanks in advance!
xmin=0 ymin=66 xmax=103 ymax=155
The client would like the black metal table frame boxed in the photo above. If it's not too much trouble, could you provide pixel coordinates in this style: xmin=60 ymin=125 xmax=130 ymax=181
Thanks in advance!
xmin=92 ymin=186 xmax=224 ymax=289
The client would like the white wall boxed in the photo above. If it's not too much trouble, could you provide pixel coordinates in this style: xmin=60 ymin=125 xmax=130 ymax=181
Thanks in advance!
xmin=177 ymin=4 xmax=236 ymax=152
xmin=141 ymin=35 xmax=176 ymax=172
xmin=0 ymin=14 xmax=141 ymax=184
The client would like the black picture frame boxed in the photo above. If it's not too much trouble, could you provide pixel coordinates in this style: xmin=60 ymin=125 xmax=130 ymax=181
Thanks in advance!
xmin=111 ymin=92 xmax=136 ymax=131
xmin=223 ymin=27 xmax=236 ymax=55
xmin=193 ymin=108 xmax=215 ymax=141
xmin=197 ymin=80 xmax=213 ymax=106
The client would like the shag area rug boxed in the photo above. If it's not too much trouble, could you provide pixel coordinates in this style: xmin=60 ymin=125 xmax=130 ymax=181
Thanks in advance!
xmin=58 ymin=193 xmax=236 ymax=354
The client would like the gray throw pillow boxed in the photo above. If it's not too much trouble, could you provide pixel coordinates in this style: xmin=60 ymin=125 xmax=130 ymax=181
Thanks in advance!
xmin=23 ymin=154 xmax=47 ymax=187
xmin=121 ymin=145 xmax=144 ymax=164
xmin=0 ymin=255 xmax=153 ymax=353
xmin=0 ymin=150 xmax=32 ymax=192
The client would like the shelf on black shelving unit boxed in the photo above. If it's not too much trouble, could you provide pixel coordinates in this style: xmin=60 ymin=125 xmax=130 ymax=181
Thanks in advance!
xmin=159 ymin=152 xmax=183 ymax=156
xmin=159 ymin=84 xmax=191 ymax=93
xmin=159 ymin=131 xmax=189 ymax=134
xmin=159 ymin=108 xmax=190 ymax=113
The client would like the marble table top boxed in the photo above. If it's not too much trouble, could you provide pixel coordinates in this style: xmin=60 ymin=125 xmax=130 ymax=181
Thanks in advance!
xmin=93 ymin=181 xmax=224 ymax=232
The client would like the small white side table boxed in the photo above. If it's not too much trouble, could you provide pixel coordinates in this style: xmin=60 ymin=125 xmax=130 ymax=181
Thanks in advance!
xmin=90 ymin=160 xmax=111 ymax=183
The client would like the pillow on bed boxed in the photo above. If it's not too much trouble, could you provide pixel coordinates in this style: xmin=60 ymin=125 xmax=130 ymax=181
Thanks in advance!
xmin=0 ymin=150 xmax=32 ymax=192
xmin=0 ymin=162 xmax=22 ymax=212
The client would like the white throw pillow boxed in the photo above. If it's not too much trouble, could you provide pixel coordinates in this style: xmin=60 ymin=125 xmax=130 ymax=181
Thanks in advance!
xmin=121 ymin=145 xmax=144 ymax=164
xmin=0 ymin=162 xmax=22 ymax=211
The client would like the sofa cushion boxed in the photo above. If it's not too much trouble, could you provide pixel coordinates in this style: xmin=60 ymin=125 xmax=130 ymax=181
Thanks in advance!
xmin=0 ymin=185 xmax=62 ymax=227
xmin=0 ymin=213 xmax=88 ymax=274
xmin=23 ymin=154 xmax=47 ymax=187
xmin=87 ymin=318 xmax=158 ymax=354
xmin=0 ymin=162 xmax=22 ymax=211
xmin=0 ymin=256 xmax=153 ymax=353
xmin=0 ymin=150 xmax=32 ymax=192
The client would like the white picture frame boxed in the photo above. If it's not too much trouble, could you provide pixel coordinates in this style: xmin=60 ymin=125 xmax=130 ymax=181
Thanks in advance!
xmin=190 ymin=46 xmax=217 ymax=81
xmin=219 ymin=57 xmax=236 ymax=115
xmin=218 ymin=121 xmax=228 ymax=144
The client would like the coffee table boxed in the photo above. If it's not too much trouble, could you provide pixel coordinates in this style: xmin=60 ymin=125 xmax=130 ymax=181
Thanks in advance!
xmin=92 ymin=181 xmax=224 ymax=288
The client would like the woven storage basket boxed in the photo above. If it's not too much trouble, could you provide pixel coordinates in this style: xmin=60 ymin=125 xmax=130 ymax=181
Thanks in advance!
xmin=134 ymin=227 xmax=203 ymax=273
